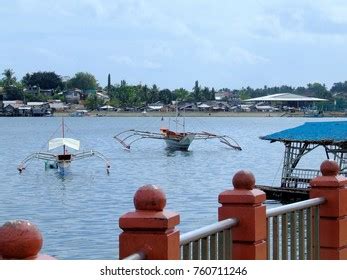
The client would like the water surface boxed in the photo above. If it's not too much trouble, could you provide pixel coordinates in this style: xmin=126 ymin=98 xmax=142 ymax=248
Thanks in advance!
xmin=0 ymin=116 xmax=343 ymax=259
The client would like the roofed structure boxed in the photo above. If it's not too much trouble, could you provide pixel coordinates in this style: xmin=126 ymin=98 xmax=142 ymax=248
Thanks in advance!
xmin=261 ymin=121 xmax=347 ymax=144
xmin=245 ymin=93 xmax=327 ymax=102
xmin=260 ymin=121 xmax=347 ymax=189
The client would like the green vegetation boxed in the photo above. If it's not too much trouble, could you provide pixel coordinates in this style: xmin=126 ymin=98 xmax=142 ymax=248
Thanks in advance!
xmin=2 ymin=68 xmax=347 ymax=111
xmin=67 ymin=72 xmax=98 ymax=91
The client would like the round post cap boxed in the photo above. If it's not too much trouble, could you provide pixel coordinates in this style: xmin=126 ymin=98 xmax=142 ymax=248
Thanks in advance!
xmin=134 ymin=185 xmax=166 ymax=211
xmin=320 ymin=160 xmax=339 ymax=176
xmin=0 ymin=220 xmax=43 ymax=259
xmin=232 ymin=170 xmax=255 ymax=190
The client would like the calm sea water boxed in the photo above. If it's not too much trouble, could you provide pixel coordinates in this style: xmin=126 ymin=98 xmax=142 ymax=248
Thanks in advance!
xmin=0 ymin=116 xmax=344 ymax=259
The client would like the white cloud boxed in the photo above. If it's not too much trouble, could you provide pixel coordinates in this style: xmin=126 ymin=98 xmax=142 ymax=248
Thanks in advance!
xmin=143 ymin=60 xmax=161 ymax=69
xmin=34 ymin=48 xmax=64 ymax=61
xmin=226 ymin=47 xmax=269 ymax=65
xmin=109 ymin=55 xmax=161 ymax=69
xmin=109 ymin=55 xmax=135 ymax=67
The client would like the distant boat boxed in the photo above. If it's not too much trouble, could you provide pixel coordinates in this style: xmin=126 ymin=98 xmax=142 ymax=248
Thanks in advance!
xmin=114 ymin=103 xmax=242 ymax=151
xmin=18 ymin=118 xmax=110 ymax=175
xmin=70 ymin=110 xmax=89 ymax=117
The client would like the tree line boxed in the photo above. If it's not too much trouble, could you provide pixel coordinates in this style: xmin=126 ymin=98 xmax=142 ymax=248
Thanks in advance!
xmin=1 ymin=68 xmax=347 ymax=110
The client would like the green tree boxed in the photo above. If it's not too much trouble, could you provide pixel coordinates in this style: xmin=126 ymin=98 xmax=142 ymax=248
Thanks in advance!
xmin=201 ymin=87 xmax=210 ymax=101
xmin=67 ymin=72 xmax=98 ymax=91
xmin=158 ymin=89 xmax=173 ymax=104
xmin=149 ymin=84 xmax=159 ymax=104
xmin=192 ymin=80 xmax=201 ymax=101
xmin=210 ymin=87 xmax=216 ymax=100
xmin=21 ymin=71 xmax=63 ymax=89
xmin=307 ymin=83 xmax=331 ymax=99
xmin=331 ymin=81 xmax=347 ymax=93
xmin=2 ymin=69 xmax=16 ymax=87
xmin=174 ymin=88 xmax=190 ymax=101
xmin=1 ymin=69 xmax=23 ymax=100
xmin=85 ymin=94 xmax=104 ymax=110
xmin=107 ymin=73 xmax=111 ymax=94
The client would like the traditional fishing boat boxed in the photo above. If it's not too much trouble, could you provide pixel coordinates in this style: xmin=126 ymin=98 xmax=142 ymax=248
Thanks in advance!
xmin=114 ymin=106 xmax=242 ymax=151
xmin=18 ymin=119 xmax=110 ymax=175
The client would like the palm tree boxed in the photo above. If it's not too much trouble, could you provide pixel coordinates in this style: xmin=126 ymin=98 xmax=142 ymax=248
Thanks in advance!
xmin=2 ymin=69 xmax=16 ymax=87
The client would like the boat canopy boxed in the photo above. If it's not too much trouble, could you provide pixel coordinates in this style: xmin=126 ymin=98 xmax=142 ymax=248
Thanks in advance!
xmin=49 ymin=138 xmax=80 ymax=150
xmin=260 ymin=121 xmax=347 ymax=144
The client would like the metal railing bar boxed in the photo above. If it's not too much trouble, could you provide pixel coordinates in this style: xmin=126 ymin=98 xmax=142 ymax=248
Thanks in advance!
xmin=223 ymin=229 xmax=231 ymax=260
xmin=182 ymin=244 xmax=190 ymax=260
xmin=314 ymin=206 xmax=320 ymax=260
xmin=273 ymin=216 xmax=279 ymax=260
xmin=210 ymin=233 xmax=217 ymax=260
xmin=267 ymin=218 xmax=271 ymax=259
xmin=307 ymin=207 xmax=313 ymax=259
xmin=192 ymin=240 xmax=200 ymax=260
xmin=281 ymin=213 xmax=288 ymax=260
xmin=201 ymin=237 xmax=208 ymax=260
xmin=299 ymin=209 xmax=305 ymax=259
xmin=180 ymin=218 xmax=238 ymax=245
xmin=217 ymin=231 xmax=223 ymax=260
xmin=290 ymin=211 xmax=297 ymax=259
xmin=122 ymin=251 xmax=146 ymax=260
xmin=266 ymin=197 xmax=325 ymax=217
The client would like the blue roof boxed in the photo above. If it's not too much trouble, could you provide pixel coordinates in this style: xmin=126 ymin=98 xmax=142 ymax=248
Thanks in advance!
xmin=261 ymin=121 xmax=347 ymax=144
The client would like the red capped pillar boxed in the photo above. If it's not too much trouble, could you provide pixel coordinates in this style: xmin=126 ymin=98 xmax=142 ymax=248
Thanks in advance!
xmin=119 ymin=185 xmax=180 ymax=260
xmin=218 ymin=170 xmax=267 ymax=259
xmin=310 ymin=160 xmax=347 ymax=259
xmin=0 ymin=220 xmax=55 ymax=260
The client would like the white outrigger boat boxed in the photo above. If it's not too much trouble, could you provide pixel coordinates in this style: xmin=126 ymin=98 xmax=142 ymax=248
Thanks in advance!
xmin=18 ymin=119 xmax=110 ymax=175
xmin=114 ymin=105 xmax=242 ymax=151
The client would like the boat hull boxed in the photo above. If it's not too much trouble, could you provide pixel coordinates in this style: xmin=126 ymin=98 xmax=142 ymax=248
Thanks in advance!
xmin=164 ymin=134 xmax=195 ymax=151
xmin=57 ymin=160 xmax=71 ymax=175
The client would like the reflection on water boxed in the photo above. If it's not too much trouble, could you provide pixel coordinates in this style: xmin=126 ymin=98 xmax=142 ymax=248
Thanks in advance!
xmin=165 ymin=149 xmax=193 ymax=157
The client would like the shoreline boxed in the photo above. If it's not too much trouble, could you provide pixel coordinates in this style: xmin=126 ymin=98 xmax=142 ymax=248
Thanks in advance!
xmin=52 ymin=111 xmax=347 ymax=118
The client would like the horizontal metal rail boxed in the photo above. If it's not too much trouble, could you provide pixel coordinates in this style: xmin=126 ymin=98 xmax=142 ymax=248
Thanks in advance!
xmin=180 ymin=218 xmax=238 ymax=245
xmin=122 ymin=251 xmax=146 ymax=260
xmin=266 ymin=197 xmax=325 ymax=217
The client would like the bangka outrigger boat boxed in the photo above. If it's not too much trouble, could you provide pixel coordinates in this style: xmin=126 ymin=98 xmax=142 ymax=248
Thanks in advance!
xmin=18 ymin=119 xmax=110 ymax=175
xmin=114 ymin=107 xmax=242 ymax=151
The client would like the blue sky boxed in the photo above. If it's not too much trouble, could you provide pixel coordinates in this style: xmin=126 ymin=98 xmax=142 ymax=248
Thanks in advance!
xmin=1 ymin=0 xmax=347 ymax=90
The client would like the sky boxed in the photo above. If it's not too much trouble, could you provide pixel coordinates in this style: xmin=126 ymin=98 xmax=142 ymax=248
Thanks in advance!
xmin=1 ymin=0 xmax=347 ymax=90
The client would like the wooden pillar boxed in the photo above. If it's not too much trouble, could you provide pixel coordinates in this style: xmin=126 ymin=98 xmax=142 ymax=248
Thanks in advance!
xmin=119 ymin=185 xmax=180 ymax=260
xmin=218 ymin=170 xmax=267 ymax=259
xmin=0 ymin=220 xmax=55 ymax=260
xmin=310 ymin=160 xmax=347 ymax=259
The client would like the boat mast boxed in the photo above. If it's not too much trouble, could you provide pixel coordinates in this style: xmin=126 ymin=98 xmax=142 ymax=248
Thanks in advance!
xmin=62 ymin=117 xmax=65 ymax=155
xmin=175 ymin=104 xmax=178 ymax=132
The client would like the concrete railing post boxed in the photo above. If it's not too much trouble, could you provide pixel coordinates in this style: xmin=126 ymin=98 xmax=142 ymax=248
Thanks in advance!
xmin=119 ymin=185 xmax=180 ymax=260
xmin=218 ymin=170 xmax=267 ymax=259
xmin=0 ymin=220 xmax=55 ymax=260
xmin=310 ymin=160 xmax=347 ymax=260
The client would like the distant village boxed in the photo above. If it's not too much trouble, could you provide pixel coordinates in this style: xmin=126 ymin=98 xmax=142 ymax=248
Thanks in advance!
xmin=1 ymin=69 xmax=347 ymax=117
xmin=0 ymin=88 xmax=327 ymax=117
xmin=0 ymin=89 xmax=247 ymax=117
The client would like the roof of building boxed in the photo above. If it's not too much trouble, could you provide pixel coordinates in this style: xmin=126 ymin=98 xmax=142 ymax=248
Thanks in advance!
xmin=260 ymin=121 xmax=347 ymax=144
xmin=244 ymin=93 xmax=327 ymax=102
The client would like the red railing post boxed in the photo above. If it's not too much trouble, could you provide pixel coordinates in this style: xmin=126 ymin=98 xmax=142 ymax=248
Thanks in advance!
xmin=119 ymin=185 xmax=180 ymax=260
xmin=218 ymin=170 xmax=267 ymax=259
xmin=0 ymin=220 xmax=55 ymax=260
xmin=310 ymin=160 xmax=347 ymax=259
